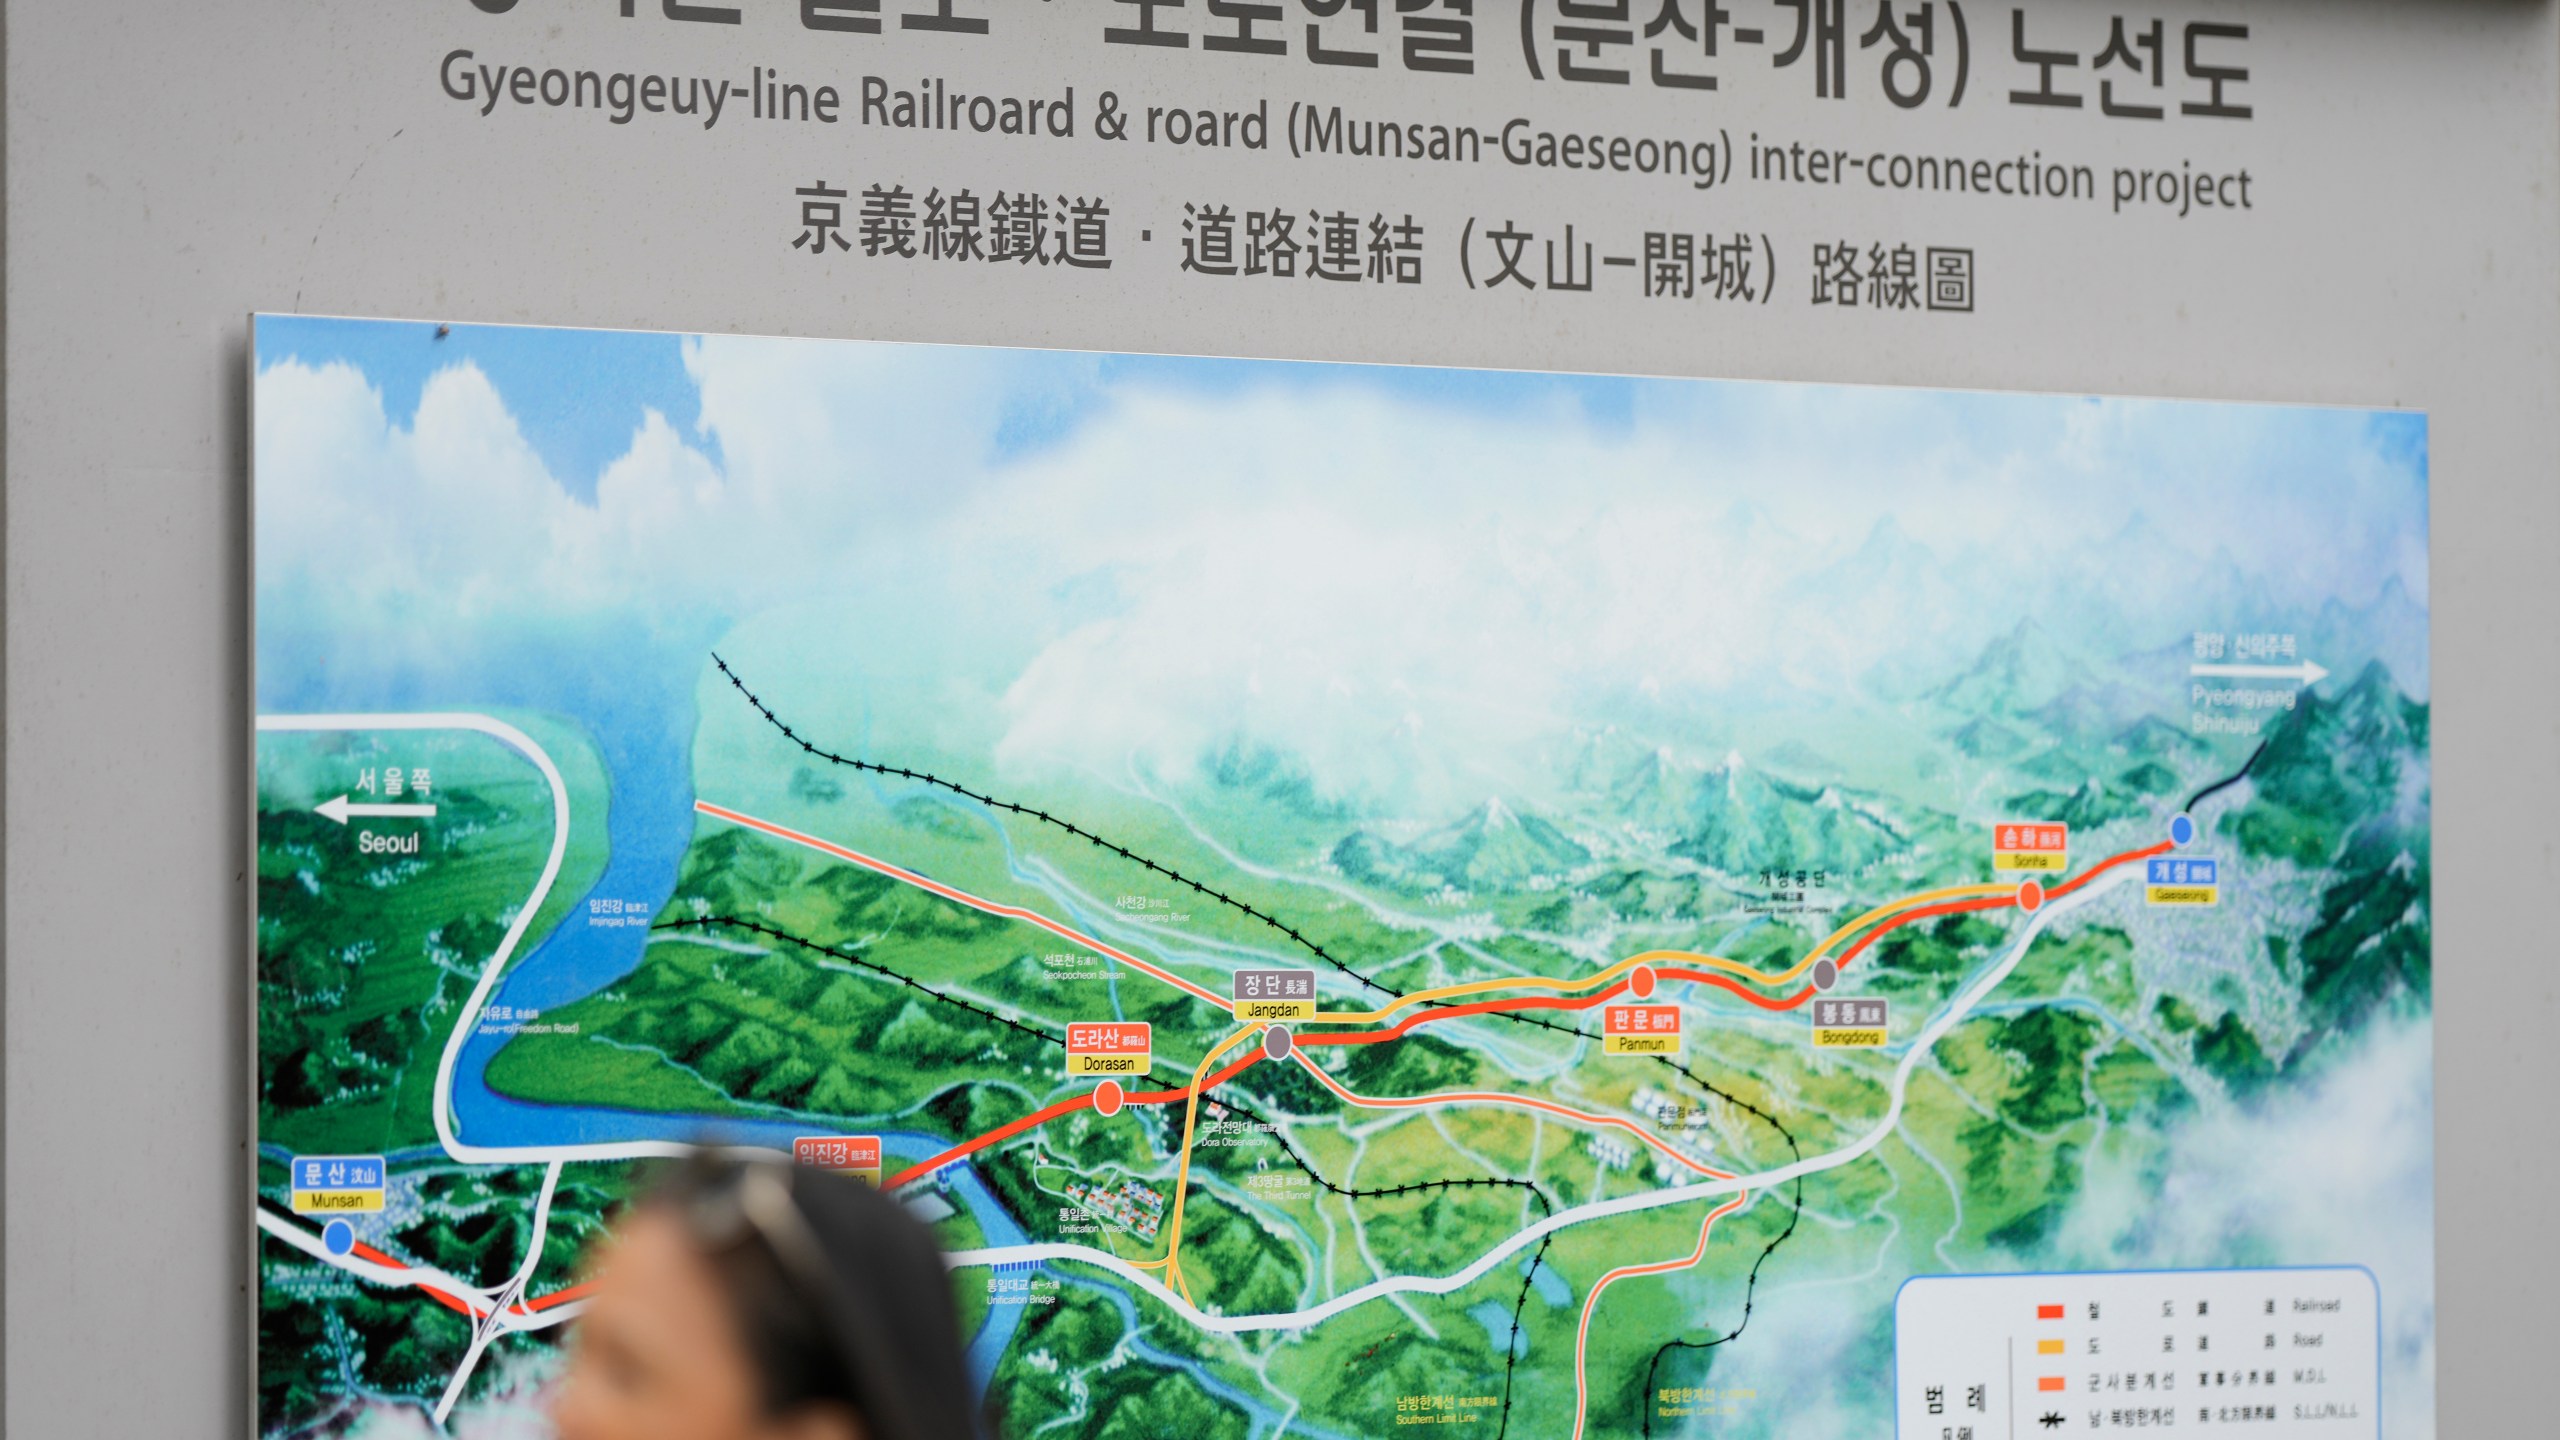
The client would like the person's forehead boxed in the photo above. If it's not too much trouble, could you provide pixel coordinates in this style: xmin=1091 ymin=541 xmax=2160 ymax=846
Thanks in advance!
xmin=593 ymin=1210 xmax=734 ymax=1324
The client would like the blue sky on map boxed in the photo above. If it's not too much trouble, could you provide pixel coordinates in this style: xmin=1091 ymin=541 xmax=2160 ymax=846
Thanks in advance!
xmin=255 ymin=319 xmax=2428 ymax=789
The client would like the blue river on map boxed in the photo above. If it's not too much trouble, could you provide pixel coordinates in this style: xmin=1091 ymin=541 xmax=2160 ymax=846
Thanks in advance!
xmin=335 ymin=659 xmax=1314 ymax=1429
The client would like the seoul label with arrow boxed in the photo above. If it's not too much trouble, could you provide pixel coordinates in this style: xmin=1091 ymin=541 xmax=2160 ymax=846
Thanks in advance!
xmin=314 ymin=795 xmax=438 ymax=824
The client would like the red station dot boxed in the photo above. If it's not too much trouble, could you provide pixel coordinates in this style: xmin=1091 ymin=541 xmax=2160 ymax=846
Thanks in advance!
xmin=1094 ymin=1079 xmax=1124 ymax=1116
xmin=1630 ymin=964 xmax=1657 ymax=1000
xmin=2017 ymin=879 xmax=2044 ymax=912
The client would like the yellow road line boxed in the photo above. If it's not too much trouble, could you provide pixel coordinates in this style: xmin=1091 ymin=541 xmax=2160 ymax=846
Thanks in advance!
xmin=1096 ymin=882 xmax=2018 ymax=1276
xmin=1307 ymin=882 xmax=2010 ymax=1023
xmin=1780 ymin=883 xmax=2010 ymax=982
xmin=1154 ymin=1023 xmax=1264 ymax=1278
xmin=1307 ymin=956 xmax=1650 ymax=1022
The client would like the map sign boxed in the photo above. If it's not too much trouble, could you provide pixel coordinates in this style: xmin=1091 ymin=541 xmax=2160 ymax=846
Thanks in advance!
xmin=253 ymin=317 xmax=2433 ymax=1438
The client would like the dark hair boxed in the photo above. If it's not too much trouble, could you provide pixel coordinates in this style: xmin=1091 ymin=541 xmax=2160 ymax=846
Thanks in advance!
xmin=646 ymin=1151 xmax=984 ymax=1440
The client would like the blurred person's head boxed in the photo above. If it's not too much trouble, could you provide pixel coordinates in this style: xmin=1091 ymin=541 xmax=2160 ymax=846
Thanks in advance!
xmin=554 ymin=1152 xmax=980 ymax=1440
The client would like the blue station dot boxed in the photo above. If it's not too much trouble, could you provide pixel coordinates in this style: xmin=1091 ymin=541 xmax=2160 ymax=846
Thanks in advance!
xmin=2169 ymin=813 xmax=2196 ymax=847
xmin=323 ymin=1219 xmax=356 ymax=1257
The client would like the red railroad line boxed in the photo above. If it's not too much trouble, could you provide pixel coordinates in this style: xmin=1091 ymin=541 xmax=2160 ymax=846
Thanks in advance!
xmin=882 ymin=1049 xmax=1267 ymax=1189
xmin=496 ymin=834 xmax=2181 ymax=1311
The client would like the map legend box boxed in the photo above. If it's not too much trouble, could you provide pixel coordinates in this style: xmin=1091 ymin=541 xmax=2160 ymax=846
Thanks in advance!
xmin=1066 ymin=1021 xmax=1151 ymax=1077
xmin=1896 ymin=1267 xmax=2378 ymax=1437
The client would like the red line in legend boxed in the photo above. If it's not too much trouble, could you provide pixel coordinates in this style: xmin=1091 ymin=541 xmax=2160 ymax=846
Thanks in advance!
xmin=1900 ymin=1269 xmax=2382 ymax=1439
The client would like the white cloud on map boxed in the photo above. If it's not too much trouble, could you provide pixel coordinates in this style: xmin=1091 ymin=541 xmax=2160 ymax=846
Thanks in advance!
xmin=254 ymin=338 xmax=2427 ymax=799
xmin=2051 ymin=1015 xmax=2436 ymax=1436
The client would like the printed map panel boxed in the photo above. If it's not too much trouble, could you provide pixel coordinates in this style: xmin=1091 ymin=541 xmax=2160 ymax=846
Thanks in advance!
xmin=253 ymin=317 xmax=2432 ymax=1438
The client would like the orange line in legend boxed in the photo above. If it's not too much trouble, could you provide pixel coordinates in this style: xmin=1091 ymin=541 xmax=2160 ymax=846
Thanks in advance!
xmin=2038 ymin=1376 xmax=2067 ymax=1393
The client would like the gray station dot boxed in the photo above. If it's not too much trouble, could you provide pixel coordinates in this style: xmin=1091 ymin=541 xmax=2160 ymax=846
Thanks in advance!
xmin=1264 ymin=1024 xmax=1294 ymax=1061
xmin=1812 ymin=959 xmax=1839 ymax=991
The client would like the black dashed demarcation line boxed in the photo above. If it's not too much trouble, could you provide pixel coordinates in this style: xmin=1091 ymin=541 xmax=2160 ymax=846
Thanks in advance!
xmin=678 ymin=920 xmax=1800 ymax=1437
xmin=709 ymin=659 xmax=1811 ymax=1415
xmin=658 ymin=915 xmax=1056 ymax=1050
xmin=651 ymin=914 xmax=1554 ymax=1219
xmin=718 ymin=655 xmax=1726 ymax=1049
xmin=1493 ymin=1053 xmax=1804 ymax=1440
xmin=1190 ymin=1087 xmax=1559 ymax=1221
xmin=715 ymin=654 xmax=1398 ymax=1000
xmin=1494 ymin=1232 xmax=1560 ymax=1440
xmin=1633 ymin=1057 xmax=1806 ymax=1440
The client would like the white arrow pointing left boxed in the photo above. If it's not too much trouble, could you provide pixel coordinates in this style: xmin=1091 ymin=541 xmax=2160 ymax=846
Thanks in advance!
xmin=316 ymin=794 xmax=438 ymax=825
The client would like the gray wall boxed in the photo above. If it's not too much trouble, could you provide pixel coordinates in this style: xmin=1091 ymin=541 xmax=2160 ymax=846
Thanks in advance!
xmin=7 ymin=1 xmax=2555 ymax=1434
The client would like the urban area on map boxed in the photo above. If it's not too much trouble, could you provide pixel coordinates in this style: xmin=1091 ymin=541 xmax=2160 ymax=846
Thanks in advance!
xmin=254 ymin=317 xmax=2433 ymax=1439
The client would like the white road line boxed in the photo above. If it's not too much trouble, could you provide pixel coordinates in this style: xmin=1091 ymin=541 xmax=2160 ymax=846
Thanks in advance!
xmin=940 ymin=869 xmax=2130 ymax=1334
xmin=256 ymin=712 xmax=572 ymax=1164
xmin=256 ymin=1206 xmax=589 ymax=1330
xmin=261 ymin=716 xmax=732 ymax=1166
xmin=1295 ymin=1056 xmax=1733 ymax=1180
xmin=435 ymin=1160 xmax=568 ymax=1423
xmin=255 ymin=1207 xmax=492 ymax=1307
xmin=694 ymin=800 xmax=1236 ymax=1011
xmin=256 ymin=719 xmax=2131 ymax=1357
xmin=259 ymin=715 xmax=598 ymax=1423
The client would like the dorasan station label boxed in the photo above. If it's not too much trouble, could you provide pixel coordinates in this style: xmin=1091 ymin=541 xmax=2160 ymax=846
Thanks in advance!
xmin=290 ymin=1155 xmax=386 ymax=1214
xmin=1992 ymin=822 xmax=2068 ymax=872
xmin=1066 ymin=1021 xmax=1151 ymax=1076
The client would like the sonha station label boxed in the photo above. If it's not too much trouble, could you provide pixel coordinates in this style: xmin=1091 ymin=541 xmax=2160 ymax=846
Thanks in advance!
xmin=1993 ymin=822 xmax=2068 ymax=872
xmin=1066 ymin=1021 xmax=1152 ymax=1077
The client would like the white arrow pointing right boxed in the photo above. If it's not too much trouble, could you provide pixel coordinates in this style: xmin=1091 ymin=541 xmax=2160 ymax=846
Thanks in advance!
xmin=2189 ymin=659 xmax=2329 ymax=686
